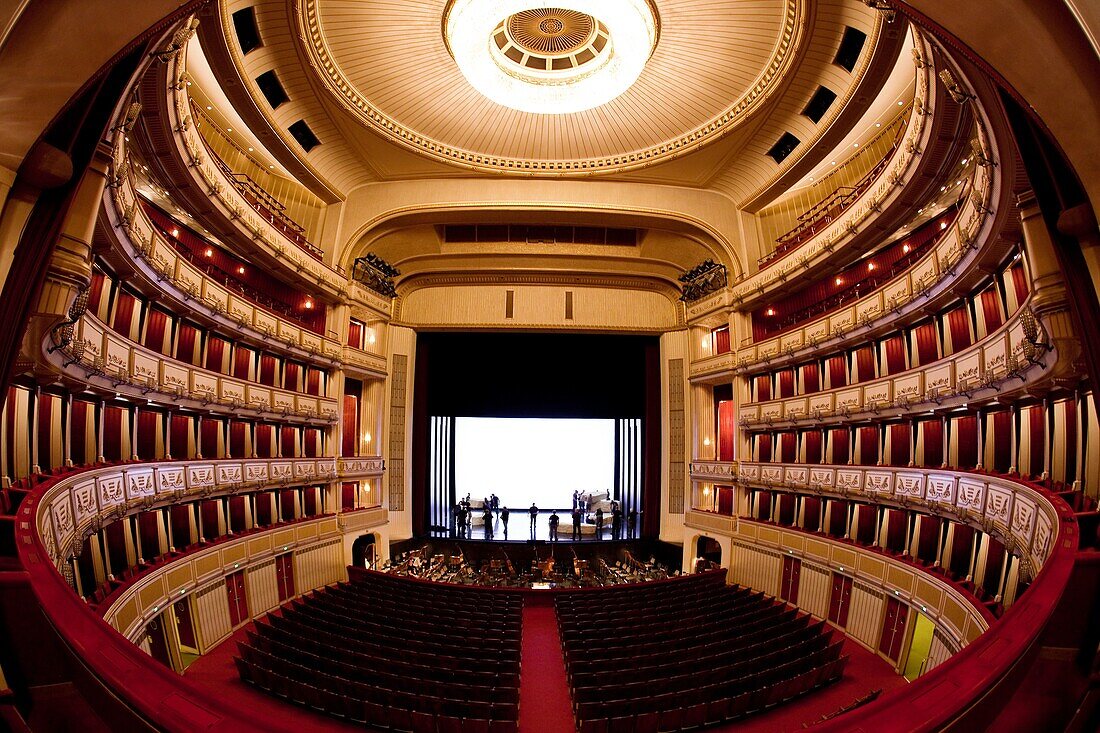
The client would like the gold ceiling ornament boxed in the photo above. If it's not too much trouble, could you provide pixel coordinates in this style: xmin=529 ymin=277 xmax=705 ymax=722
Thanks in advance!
xmin=507 ymin=9 xmax=594 ymax=55
xmin=297 ymin=0 xmax=809 ymax=175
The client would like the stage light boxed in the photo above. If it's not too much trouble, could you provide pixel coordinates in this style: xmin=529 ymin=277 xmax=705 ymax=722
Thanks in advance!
xmin=444 ymin=0 xmax=658 ymax=114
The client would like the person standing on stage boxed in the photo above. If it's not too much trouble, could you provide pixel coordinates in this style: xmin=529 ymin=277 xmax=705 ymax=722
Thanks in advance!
xmin=549 ymin=511 xmax=560 ymax=542
xmin=501 ymin=506 xmax=510 ymax=538
xmin=572 ymin=490 xmax=580 ymax=511
xmin=611 ymin=506 xmax=623 ymax=540
xmin=595 ymin=507 xmax=604 ymax=539
xmin=571 ymin=506 xmax=583 ymax=540
xmin=453 ymin=502 xmax=462 ymax=536
xmin=490 ymin=493 xmax=499 ymax=516
xmin=483 ymin=507 xmax=493 ymax=539
xmin=628 ymin=508 xmax=638 ymax=539
xmin=529 ymin=502 xmax=539 ymax=536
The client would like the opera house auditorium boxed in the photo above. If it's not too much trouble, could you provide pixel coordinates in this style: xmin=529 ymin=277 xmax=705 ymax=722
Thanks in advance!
xmin=0 ymin=1 xmax=1098 ymax=731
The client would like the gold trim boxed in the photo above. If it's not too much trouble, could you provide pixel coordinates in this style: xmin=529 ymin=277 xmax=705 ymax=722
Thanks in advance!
xmin=302 ymin=0 xmax=803 ymax=176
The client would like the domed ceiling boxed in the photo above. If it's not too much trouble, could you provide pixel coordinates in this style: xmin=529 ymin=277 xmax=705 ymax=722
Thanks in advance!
xmin=299 ymin=0 xmax=802 ymax=174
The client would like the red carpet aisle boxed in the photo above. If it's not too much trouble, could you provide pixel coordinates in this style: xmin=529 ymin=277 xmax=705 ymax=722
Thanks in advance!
xmin=519 ymin=597 xmax=577 ymax=733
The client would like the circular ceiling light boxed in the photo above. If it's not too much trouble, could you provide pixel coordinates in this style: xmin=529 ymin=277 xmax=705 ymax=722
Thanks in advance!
xmin=444 ymin=0 xmax=659 ymax=114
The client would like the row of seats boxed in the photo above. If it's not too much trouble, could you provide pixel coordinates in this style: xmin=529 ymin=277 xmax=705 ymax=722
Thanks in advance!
xmin=235 ymin=572 xmax=523 ymax=728
xmin=235 ymin=656 xmax=518 ymax=733
xmin=556 ymin=577 xmax=847 ymax=730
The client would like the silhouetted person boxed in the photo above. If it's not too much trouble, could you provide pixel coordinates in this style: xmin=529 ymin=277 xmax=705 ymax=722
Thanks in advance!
xmin=628 ymin=508 xmax=638 ymax=539
xmin=611 ymin=507 xmax=623 ymax=540
xmin=453 ymin=503 xmax=463 ymax=536
xmin=490 ymin=494 xmax=500 ymax=516
xmin=572 ymin=507 xmax=583 ymax=540
xmin=483 ymin=508 xmax=493 ymax=539
xmin=549 ymin=511 xmax=560 ymax=541
xmin=501 ymin=506 xmax=510 ymax=538
xmin=572 ymin=490 xmax=580 ymax=511
xmin=529 ymin=503 xmax=539 ymax=535
xmin=595 ymin=507 xmax=604 ymax=540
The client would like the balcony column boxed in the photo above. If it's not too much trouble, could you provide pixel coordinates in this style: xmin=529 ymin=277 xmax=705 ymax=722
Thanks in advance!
xmin=63 ymin=392 xmax=73 ymax=467
xmin=30 ymin=385 xmax=40 ymax=474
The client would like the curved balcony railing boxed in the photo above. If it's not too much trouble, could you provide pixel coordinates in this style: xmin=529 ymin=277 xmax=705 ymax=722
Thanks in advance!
xmin=683 ymin=511 xmax=991 ymax=667
xmin=729 ymin=30 xmax=940 ymax=302
xmin=164 ymin=48 xmax=389 ymax=315
xmin=51 ymin=314 xmax=340 ymax=424
xmin=107 ymin=137 xmax=361 ymax=367
xmin=737 ymin=301 xmax=1053 ymax=427
xmin=13 ymin=456 xmax=386 ymax=733
xmin=683 ymin=460 xmax=1077 ymax=732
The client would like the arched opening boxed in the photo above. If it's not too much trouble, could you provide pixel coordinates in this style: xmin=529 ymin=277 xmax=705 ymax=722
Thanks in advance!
xmin=695 ymin=535 xmax=722 ymax=571
xmin=351 ymin=533 xmax=377 ymax=569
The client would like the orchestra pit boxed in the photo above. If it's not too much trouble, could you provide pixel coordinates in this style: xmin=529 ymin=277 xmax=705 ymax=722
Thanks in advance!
xmin=0 ymin=1 xmax=1097 ymax=732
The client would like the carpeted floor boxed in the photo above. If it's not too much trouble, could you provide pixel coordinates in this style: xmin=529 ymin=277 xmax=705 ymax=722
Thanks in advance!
xmin=519 ymin=598 xmax=577 ymax=733
xmin=184 ymin=612 xmax=905 ymax=733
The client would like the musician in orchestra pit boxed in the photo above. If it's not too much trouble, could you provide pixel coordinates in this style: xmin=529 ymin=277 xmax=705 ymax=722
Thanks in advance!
xmin=571 ymin=506 xmax=582 ymax=540
xmin=595 ymin=507 xmax=604 ymax=539
xmin=529 ymin=503 xmax=539 ymax=535
xmin=549 ymin=511 xmax=560 ymax=541
xmin=500 ymin=506 xmax=510 ymax=538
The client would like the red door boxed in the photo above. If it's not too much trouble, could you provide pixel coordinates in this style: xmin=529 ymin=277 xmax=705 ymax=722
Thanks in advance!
xmin=147 ymin=614 xmax=172 ymax=669
xmin=828 ymin=573 xmax=853 ymax=627
xmin=174 ymin=598 xmax=197 ymax=649
xmin=275 ymin=552 xmax=295 ymax=602
xmin=226 ymin=570 xmax=249 ymax=626
xmin=781 ymin=556 xmax=801 ymax=604
xmin=879 ymin=597 xmax=909 ymax=661
xmin=716 ymin=486 xmax=734 ymax=515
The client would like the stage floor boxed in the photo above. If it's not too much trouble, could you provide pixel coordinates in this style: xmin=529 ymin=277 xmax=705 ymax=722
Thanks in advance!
xmin=430 ymin=509 xmax=638 ymax=543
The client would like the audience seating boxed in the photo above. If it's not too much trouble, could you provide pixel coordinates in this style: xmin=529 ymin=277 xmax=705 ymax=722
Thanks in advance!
xmin=556 ymin=573 xmax=847 ymax=732
xmin=235 ymin=572 xmax=522 ymax=732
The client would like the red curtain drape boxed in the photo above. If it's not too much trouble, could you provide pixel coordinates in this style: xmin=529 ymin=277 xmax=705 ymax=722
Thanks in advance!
xmin=175 ymin=322 xmax=201 ymax=366
xmin=342 ymin=394 xmax=359 ymax=457
xmin=229 ymin=420 xmax=248 ymax=457
xmin=280 ymin=426 xmax=297 ymax=458
xmin=170 ymin=415 xmax=193 ymax=459
xmin=347 ymin=320 xmax=363 ymax=348
xmin=200 ymin=418 xmax=222 ymax=458
xmin=1010 ymin=263 xmax=1029 ymax=306
xmin=306 ymin=368 xmax=322 ymax=396
xmin=955 ymin=415 xmax=979 ymax=469
xmin=283 ymin=361 xmax=301 ymax=392
xmin=882 ymin=335 xmax=906 ymax=375
xmin=827 ymin=355 xmax=848 ymax=388
xmin=979 ymin=287 xmax=1004 ymax=333
xmin=777 ymin=369 xmax=795 ymax=398
xmin=142 ymin=307 xmax=172 ymax=354
xmin=204 ymin=335 xmax=229 ymax=374
xmin=342 ymin=482 xmax=357 ymax=510
xmin=945 ymin=306 xmax=972 ymax=353
xmin=829 ymin=428 xmax=849 ymax=464
xmin=779 ymin=432 xmax=797 ymax=463
xmin=138 ymin=511 xmax=161 ymax=559
xmin=801 ymin=363 xmax=820 ymax=393
xmin=853 ymin=346 xmax=876 ymax=383
xmin=102 ymin=405 xmax=124 ymax=462
xmin=718 ymin=401 xmax=735 ymax=461
xmin=756 ymin=434 xmax=772 ymax=463
xmin=1027 ymin=405 xmax=1045 ymax=478
xmin=858 ymin=426 xmax=879 ymax=466
xmin=304 ymin=429 xmax=320 ymax=458
xmin=200 ymin=500 xmax=221 ymax=540
xmin=256 ymin=424 xmax=274 ymax=458
xmin=87 ymin=270 xmax=109 ymax=317
xmin=754 ymin=375 xmax=771 ymax=402
xmin=921 ymin=419 xmax=944 ymax=467
xmin=804 ymin=430 xmax=823 ymax=464
xmin=889 ymin=423 xmax=911 ymax=466
xmin=110 ymin=289 xmax=140 ymax=339
xmin=913 ymin=322 xmax=940 ymax=366
xmin=259 ymin=354 xmax=278 ymax=387
xmin=136 ymin=410 xmax=161 ymax=460
xmin=990 ymin=410 xmax=1012 ymax=473
xmin=233 ymin=346 xmax=255 ymax=380
xmin=713 ymin=327 xmax=731 ymax=354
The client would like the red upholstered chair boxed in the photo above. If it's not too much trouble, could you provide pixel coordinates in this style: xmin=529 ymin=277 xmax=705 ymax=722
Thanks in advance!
xmin=389 ymin=707 xmax=414 ymax=732
xmin=682 ymin=702 xmax=707 ymax=730
xmin=438 ymin=716 xmax=463 ymax=733
xmin=411 ymin=711 xmax=436 ymax=732
xmin=463 ymin=718 xmax=491 ymax=733
xmin=488 ymin=720 xmax=518 ymax=733
xmin=634 ymin=711 xmax=659 ymax=733
xmin=608 ymin=715 xmax=634 ymax=733
xmin=579 ymin=718 xmax=608 ymax=733
xmin=706 ymin=698 xmax=729 ymax=724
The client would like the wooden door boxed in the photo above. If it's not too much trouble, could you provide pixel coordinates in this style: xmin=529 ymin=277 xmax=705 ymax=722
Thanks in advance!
xmin=226 ymin=570 xmax=249 ymax=626
xmin=147 ymin=614 xmax=172 ymax=669
xmin=780 ymin=556 xmax=801 ymax=604
xmin=878 ymin=596 xmax=909 ymax=661
xmin=828 ymin=573 xmax=853 ymax=626
xmin=275 ymin=552 xmax=295 ymax=602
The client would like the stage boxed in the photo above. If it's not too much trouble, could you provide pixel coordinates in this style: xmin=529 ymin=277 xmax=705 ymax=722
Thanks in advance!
xmin=428 ymin=508 xmax=641 ymax=543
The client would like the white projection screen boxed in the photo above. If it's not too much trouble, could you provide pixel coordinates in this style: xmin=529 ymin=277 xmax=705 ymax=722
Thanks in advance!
xmin=454 ymin=417 xmax=614 ymax=509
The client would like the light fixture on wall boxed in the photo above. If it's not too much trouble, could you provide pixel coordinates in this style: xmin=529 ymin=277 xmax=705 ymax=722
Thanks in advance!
xmin=304 ymin=298 xmax=314 ymax=310
xmin=703 ymin=437 xmax=711 ymax=447
xmin=362 ymin=432 xmax=371 ymax=444
xmin=204 ymin=248 xmax=213 ymax=257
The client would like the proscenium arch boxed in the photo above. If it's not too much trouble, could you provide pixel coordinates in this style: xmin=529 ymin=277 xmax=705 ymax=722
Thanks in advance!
xmin=329 ymin=178 xmax=746 ymax=278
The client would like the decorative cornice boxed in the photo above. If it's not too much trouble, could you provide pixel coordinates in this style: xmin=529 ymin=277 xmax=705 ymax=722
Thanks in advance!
xmin=296 ymin=0 xmax=806 ymax=176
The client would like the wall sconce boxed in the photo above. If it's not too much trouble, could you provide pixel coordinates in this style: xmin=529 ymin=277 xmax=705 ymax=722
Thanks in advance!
xmin=703 ymin=437 xmax=711 ymax=447
xmin=170 ymin=229 xmax=179 ymax=238
xmin=237 ymin=266 xmax=245 ymax=275
xmin=362 ymin=432 xmax=371 ymax=444
xmin=204 ymin=248 xmax=213 ymax=257
xmin=304 ymin=299 xmax=313 ymax=310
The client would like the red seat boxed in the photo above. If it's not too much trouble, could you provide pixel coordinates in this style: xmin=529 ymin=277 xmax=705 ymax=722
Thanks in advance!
xmin=463 ymin=719 xmax=490 ymax=733
xmin=656 ymin=706 xmax=683 ymax=733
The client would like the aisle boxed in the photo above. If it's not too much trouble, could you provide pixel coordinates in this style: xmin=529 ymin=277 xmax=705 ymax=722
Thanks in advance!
xmin=519 ymin=598 xmax=577 ymax=733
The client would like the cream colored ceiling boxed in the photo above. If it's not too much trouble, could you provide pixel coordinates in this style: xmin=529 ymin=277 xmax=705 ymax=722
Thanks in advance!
xmin=303 ymin=0 xmax=794 ymax=173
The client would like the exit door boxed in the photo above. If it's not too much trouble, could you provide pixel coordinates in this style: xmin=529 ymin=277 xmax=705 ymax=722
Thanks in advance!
xmin=828 ymin=573 xmax=853 ymax=627
xmin=879 ymin=596 xmax=909 ymax=662
xmin=780 ymin=556 xmax=801 ymax=604
xmin=226 ymin=570 xmax=249 ymax=627
xmin=275 ymin=552 xmax=295 ymax=602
